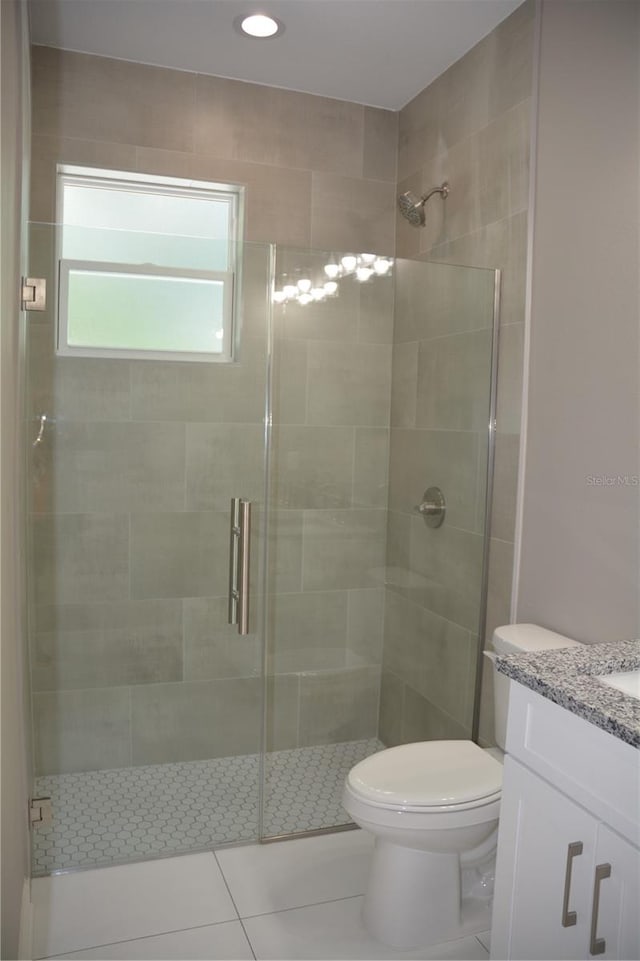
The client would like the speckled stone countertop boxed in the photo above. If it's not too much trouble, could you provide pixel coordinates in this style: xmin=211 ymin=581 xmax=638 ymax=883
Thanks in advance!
xmin=495 ymin=639 xmax=640 ymax=748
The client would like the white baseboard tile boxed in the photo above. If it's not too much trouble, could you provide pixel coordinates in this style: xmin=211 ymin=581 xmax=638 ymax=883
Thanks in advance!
xmin=18 ymin=877 xmax=33 ymax=960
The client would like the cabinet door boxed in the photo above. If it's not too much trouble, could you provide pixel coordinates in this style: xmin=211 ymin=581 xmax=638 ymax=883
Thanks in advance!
xmin=491 ymin=756 xmax=597 ymax=960
xmin=591 ymin=824 xmax=640 ymax=960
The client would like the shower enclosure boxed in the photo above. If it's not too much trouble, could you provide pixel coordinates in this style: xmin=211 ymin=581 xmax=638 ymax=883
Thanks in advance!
xmin=25 ymin=220 xmax=498 ymax=875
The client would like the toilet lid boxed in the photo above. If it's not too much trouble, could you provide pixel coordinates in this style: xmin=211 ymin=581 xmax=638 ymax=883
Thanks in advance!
xmin=347 ymin=741 xmax=502 ymax=808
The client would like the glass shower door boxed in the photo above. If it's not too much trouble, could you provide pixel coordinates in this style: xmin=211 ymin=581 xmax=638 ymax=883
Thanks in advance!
xmin=26 ymin=224 xmax=272 ymax=875
xmin=262 ymin=251 xmax=498 ymax=838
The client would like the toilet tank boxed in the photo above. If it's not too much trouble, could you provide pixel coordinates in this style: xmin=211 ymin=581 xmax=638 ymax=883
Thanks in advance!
xmin=490 ymin=624 xmax=582 ymax=750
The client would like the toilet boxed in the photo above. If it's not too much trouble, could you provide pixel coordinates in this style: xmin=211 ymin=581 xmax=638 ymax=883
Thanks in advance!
xmin=343 ymin=623 xmax=582 ymax=949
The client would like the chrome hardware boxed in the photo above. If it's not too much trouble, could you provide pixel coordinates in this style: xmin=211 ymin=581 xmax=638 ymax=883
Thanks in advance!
xmin=589 ymin=862 xmax=611 ymax=955
xmin=32 ymin=413 xmax=49 ymax=447
xmin=561 ymin=841 xmax=583 ymax=927
xmin=414 ymin=486 xmax=446 ymax=528
xmin=29 ymin=796 xmax=52 ymax=827
xmin=228 ymin=498 xmax=241 ymax=625
xmin=21 ymin=277 xmax=46 ymax=312
xmin=238 ymin=500 xmax=251 ymax=636
xmin=228 ymin=498 xmax=251 ymax=635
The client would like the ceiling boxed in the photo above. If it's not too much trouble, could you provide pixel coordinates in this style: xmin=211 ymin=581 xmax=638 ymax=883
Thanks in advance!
xmin=29 ymin=0 xmax=523 ymax=111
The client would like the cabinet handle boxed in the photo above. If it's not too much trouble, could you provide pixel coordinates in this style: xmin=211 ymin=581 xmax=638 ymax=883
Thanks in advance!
xmin=589 ymin=862 xmax=611 ymax=956
xmin=561 ymin=841 xmax=583 ymax=927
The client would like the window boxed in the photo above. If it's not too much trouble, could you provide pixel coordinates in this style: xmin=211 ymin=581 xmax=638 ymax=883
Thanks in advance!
xmin=56 ymin=166 xmax=244 ymax=362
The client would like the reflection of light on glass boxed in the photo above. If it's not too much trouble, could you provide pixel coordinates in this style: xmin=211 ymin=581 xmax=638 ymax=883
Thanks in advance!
xmin=324 ymin=261 xmax=340 ymax=279
xmin=215 ymin=329 xmax=224 ymax=340
xmin=360 ymin=253 xmax=376 ymax=265
xmin=356 ymin=266 xmax=373 ymax=282
xmin=297 ymin=277 xmax=312 ymax=294
xmin=324 ymin=281 xmax=338 ymax=295
xmin=283 ymin=284 xmax=297 ymax=299
xmin=272 ymin=290 xmax=287 ymax=303
xmin=311 ymin=287 xmax=327 ymax=301
xmin=298 ymin=292 xmax=313 ymax=306
xmin=374 ymin=257 xmax=392 ymax=275
xmin=341 ymin=254 xmax=357 ymax=273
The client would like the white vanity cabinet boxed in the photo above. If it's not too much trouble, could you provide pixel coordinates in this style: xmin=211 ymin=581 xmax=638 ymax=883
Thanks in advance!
xmin=490 ymin=682 xmax=640 ymax=961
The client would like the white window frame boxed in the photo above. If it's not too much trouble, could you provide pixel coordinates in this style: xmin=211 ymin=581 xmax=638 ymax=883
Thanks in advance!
xmin=55 ymin=165 xmax=244 ymax=363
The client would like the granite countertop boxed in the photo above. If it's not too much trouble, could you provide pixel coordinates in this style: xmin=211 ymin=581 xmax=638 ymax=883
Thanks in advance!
xmin=495 ymin=638 xmax=640 ymax=748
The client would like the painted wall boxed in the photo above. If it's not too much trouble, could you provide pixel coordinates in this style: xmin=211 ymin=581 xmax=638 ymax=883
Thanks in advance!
xmin=28 ymin=46 xmax=397 ymax=775
xmin=386 ymin=0 xmax=535 ymax=744
xmin=516 ymin=1 xmax=639 ymax=641
xmin=1 ymin=0 xmax=32 ymax=953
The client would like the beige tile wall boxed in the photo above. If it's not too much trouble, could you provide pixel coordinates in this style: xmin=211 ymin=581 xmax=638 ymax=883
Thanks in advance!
xmin=29 ymin=8 xmax=534 ymax=774
xmin=385 ymin=0 xmax=535 ymax=745
xmin=267 ymin=247 xmax=393 ymax=751
xmin=28 ymin=46 xmax=398 ymax=775
xmin=381 ymin=260 xmax=496 ymax=745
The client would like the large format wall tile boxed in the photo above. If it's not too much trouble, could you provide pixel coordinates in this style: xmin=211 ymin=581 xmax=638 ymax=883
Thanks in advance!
xmin=352 ymin=428 xmax=389 ymax=509
xmin=267 ymin=591 xmax=349 ymax=665
xmin=129 ymin=338 xmax=267 ymax=423
xmin=416 ymin=330 xmax=492 ymax=432
xmin=267 ymin=510 xmax=304 ymax=594
xmin=302 ymin=509 xmax=386 ymax=592
xmin=41 ymin=421 xmax=185 ymax=514
xmin=408 ymin=516 xmax=484 ymax=632
xmin=382 ymin=591 xmax=475 ymax=728
xmin=130 ymin=512 xmax=228 ymax=599
xmin=388 ymin=428 xmax=481 ymax=532
xmin=270 ymin=425 xmax=355 ymax=510
xmin=346 ymin=588 xmax=385 ymax=666
xmin=186 ymin=423 xmax=264 ymax=511
xmin=298 ymin=667 xmax=380 ymax=747
xmin=33 ymin=687 xmax=131 ymax=775
xmin=183 ymin=596 xmax=261 ymax=681
xmin=29 ymin=43 xmax=399 ymax=779
xmin=131 ymin=678 xmax=262 ymax=764
xmin=31 ymin=599 xmax=183 ymax=691
xmin=194 ymin=75 xmax=365 ymax=176
xmin=271 ymin=339 xmax=308 ymax=425
xmin=363 ymin=107 xmax=398 ymax=182
xmin=307 ymin=342 xmax=391 ymax=428
xmin=33 ymin=513 xmax=129 ymax=606
xmin=311 ymin=173 xmax=395 ymax=254
xmin=32 ymin=47 xmax=197 ymax=151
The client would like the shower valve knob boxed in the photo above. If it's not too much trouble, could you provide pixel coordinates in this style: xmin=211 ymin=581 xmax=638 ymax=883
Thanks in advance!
xmin=414 ymin=487 xmax=446 ymax=528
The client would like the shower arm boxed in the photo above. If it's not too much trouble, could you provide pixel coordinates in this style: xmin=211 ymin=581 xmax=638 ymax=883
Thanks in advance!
xmin=420 ymin=183 xmax=450 ymax=206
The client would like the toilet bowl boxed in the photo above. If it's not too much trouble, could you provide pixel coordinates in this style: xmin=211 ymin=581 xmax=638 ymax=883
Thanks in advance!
xmin=343 ymin=623 xmax=582 ymax=949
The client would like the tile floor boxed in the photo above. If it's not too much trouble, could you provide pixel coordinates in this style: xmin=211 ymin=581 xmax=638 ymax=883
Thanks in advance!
xmin=31 ymin=831 xmax=492 ymax=960
xmin=33 ymin=739 xmax=383 ymax=875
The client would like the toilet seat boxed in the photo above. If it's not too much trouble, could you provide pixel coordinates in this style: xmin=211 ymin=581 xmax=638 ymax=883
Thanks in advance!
xmin=346 ymin=740 xmax=502 ymax=813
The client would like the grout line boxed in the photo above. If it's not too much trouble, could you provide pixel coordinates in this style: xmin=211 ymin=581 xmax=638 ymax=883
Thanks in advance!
xmin=41 ymin=916 xmax=246 ymax=960
xmin=239 ymin=892 xmax=364 ymax=923
xmin=213 ymin=850 xmax=242 ymax=921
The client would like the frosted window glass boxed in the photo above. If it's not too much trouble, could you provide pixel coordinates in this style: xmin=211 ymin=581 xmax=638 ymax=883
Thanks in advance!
xmin=56 ymin=167 xmax=242 ymax=360
xmin=65 ymin=270 xmax=226 ymax=354
xmin=62 ymin=185 xmax=232 ymax=271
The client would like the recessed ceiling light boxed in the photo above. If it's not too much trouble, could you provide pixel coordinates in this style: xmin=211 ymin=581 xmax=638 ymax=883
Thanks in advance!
xmin=234 ymin=13 xmax=284 ymax=39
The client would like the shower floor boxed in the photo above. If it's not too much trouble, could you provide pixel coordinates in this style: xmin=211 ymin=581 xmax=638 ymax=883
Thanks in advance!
xmin=32 ymin=738 xmax=383 ymax=876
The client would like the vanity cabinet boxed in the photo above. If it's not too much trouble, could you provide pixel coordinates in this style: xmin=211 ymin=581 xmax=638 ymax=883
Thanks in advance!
xmin=490 ymin=683 xmax=640 ymax=961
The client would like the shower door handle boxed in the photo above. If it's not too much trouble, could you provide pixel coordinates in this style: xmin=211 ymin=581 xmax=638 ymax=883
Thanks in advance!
xmin=237 ymin=500 xmax=251 ymax=636
xmin=228 ymin=498 xmax=241 ymax=625
xmin=228 ymin=498 xmax=251 ymax=635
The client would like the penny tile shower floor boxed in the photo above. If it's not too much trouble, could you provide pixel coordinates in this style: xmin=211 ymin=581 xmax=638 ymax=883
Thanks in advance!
xmin=32 ymin=738 xmax=383 ymax=875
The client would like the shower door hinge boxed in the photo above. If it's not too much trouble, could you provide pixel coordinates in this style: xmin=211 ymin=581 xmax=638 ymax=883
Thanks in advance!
xmin=29 ymin=796 xmax=52 ymax=828
xmin=21 ymin=277 xmax=46 ymax=312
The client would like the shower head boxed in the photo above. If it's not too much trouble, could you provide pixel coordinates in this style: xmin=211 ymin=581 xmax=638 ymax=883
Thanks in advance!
xmin=397 ymin=182 xmax=449 ymax=227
